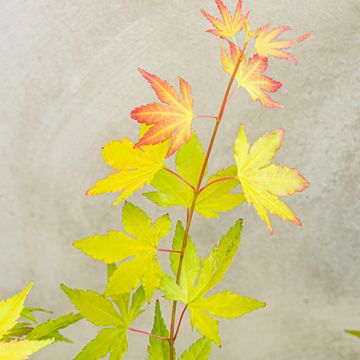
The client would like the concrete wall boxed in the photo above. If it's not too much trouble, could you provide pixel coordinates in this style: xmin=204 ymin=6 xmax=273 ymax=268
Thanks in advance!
xmin=1 ymin=0 xmax=359 ymax=358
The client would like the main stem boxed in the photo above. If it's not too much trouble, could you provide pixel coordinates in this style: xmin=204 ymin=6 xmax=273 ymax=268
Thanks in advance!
xmin=168 ymin=39 xmax=249 ymax=359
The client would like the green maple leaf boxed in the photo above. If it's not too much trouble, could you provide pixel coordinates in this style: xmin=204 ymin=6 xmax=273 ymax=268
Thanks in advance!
xmin=144 ymin=133 xmax=245 ymax=218
xmin=61 ymin=284 xmax=145 ymax=360
xmin=147 ymin=300 xmax=172 ymax=360
xmin=179 ymin=337 xmax=212 ymax=359
xmin=73 ymin=202 xmax=171 ymax=302
xmin=26 ymin=313 xmax=82 ymax=343
xmin=20 ymin=307 xmax=51 ymax=324
xmin=0 ymin=283 xmax=54 ymax=359
xmin=160 ymin=220 xmax=265 ymax=346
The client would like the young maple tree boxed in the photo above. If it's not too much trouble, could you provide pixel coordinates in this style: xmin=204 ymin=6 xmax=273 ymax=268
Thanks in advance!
xmin=60 ymin=1 xmax=311 ymax=359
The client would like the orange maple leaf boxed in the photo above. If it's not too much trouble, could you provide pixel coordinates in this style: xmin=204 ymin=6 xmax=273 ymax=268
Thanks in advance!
xmin=131 ymin=68 xmax=194 ymax=157
xmin=255 ymin=25 xmax=312 ymax=64
xmin=201 ymin=0 xmax=247 ymax=39
xmin=221 ymin=41 xmax=283 ymax=108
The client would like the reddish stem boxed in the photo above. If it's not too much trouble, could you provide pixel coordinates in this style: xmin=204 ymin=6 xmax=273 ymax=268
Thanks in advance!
xmin=173 ymin=305 xmax=188 ymax=341
xmin=195 ymin=115 xmax=218 ymax=119
xmin=128 ymin=327 xmax=170 ymax=341
xmin=164 ymin=167 xmax=195 ymax=191
xmin=168 ymin=37 xmax=250 ymax=360
xmin=199 ymin=176 xmax=238 ymax=193
xmin=158 ymin=248 xmax=184 ymax=255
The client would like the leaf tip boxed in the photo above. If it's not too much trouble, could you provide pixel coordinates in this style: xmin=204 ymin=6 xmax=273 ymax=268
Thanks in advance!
xmin=278 ymin=128 xmax=285 ymax=140
xmin=268 ymin=224 xmax=274 ymax=235
xmin=297 ymin=31 xmax=312 ymax=43
xmin=137 ymin=67 xmax=146 ymax=75
xmin=300 ymin=176 xmax=310 ymax=192
xmin=295 ymin=217 xmax=302 ymax=227
xmin=60 ymin=283 xmax=70 ymax=296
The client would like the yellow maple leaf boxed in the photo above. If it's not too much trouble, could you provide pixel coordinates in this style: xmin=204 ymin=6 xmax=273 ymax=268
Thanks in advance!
xmin=74 ymin=202 xmax=171 ymax=302
xmin=255 ymin=25 xmax=312 ymax=64
xmin=0 ymin=283 xmax=32 ymax=337
xmin=234 ymin=125 xmax=309 ymax=233
xmin=86 ymin=137 xmax=168 ymax=205
xmin=0 ymin=340 xmax=52 ymax=360
xmin=201 ymin=0 xmax=247 ymax=39
xmin=221 ymin=41 xmax=283 ymax=108
xmin=0 ymin=283 xmax=53 ymax=359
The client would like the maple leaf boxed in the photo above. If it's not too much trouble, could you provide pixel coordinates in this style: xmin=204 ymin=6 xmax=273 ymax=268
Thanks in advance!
xmin=0 ymin=340 xmax=53 ymax=360
xmin=26 ymin=313 xmax=82 ymax=343
xmin=255 ymin=25 xmax=312 ymax=64
xmin=62 ymin=284 xmax=146 ymax=360
xmin=179 ymin=337 xmax=212 ymax=360
xmin=86 ymin=136 xmax=168 ymax=206
xmin=20 ymin=307 xmax=51 ymax=325
xmin=131 ymin=68 xmax=195 ymax=157
xmin=74 ymin=202 xmax=171 ymax=302
xmin=161 ymin=220 xmax=265 ymax=346
xmin=0 ymin=283 xmax=53 ymax=360
xmin=147 ymin=300 xmax=172 ymax=360
xmin=221 ymin=41 xmax=283 ymax=108
xmin=144 ymin=132 xmax=245 ymax=217
xmin=234 ymin=125 xmax=309 ymax=233
xmin=1 ymin=291 xmax=80 ymax=345
xmin=201 ymin=0 xmax=247 ymax=39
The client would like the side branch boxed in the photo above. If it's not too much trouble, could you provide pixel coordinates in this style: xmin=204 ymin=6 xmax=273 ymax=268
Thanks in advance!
xmin=173 ymin=305 xmax=188 ymax=341
xmin=157 ymin=248 xmax=184 ymax=255
xmin=195 ymin=115 xmax=218 ymax=120
xmin=128 ymin=327 xmax=170 ymax=342
xmin=164 ymin=167 xmax=195 ymax=191
xmin=199 ymin=176 xmax=238 ymax=193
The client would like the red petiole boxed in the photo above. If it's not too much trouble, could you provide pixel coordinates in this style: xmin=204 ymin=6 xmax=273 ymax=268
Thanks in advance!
xmin=199 ymin=176 xmax=238 ymax=193
xmin=128 ymin=327 xmax=170 ymax=341
xmin=157 ymin=248 xmax=184 ymax=255
xmin=173 ymin=305 xmax=188 ymax=341
xmin=163 ymin=167 xmax=195 ymax=191
xmin=195 ymin=115 xmax=218 ymax=120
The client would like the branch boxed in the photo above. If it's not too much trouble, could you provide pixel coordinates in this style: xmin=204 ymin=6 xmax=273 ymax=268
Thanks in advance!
xmin=168 ymin=37 xmax=251 ymax=360
xmin=163 ymin=167 xmax=195 ymax=191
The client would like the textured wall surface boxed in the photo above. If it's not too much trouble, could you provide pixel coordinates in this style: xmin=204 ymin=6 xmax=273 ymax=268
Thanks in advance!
xmin=1 ymin=0 xmax=359 ymax=359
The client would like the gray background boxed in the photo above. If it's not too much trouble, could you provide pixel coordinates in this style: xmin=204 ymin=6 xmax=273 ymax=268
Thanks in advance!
xmin=1 ymin=0 xmax=359 ymax=359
